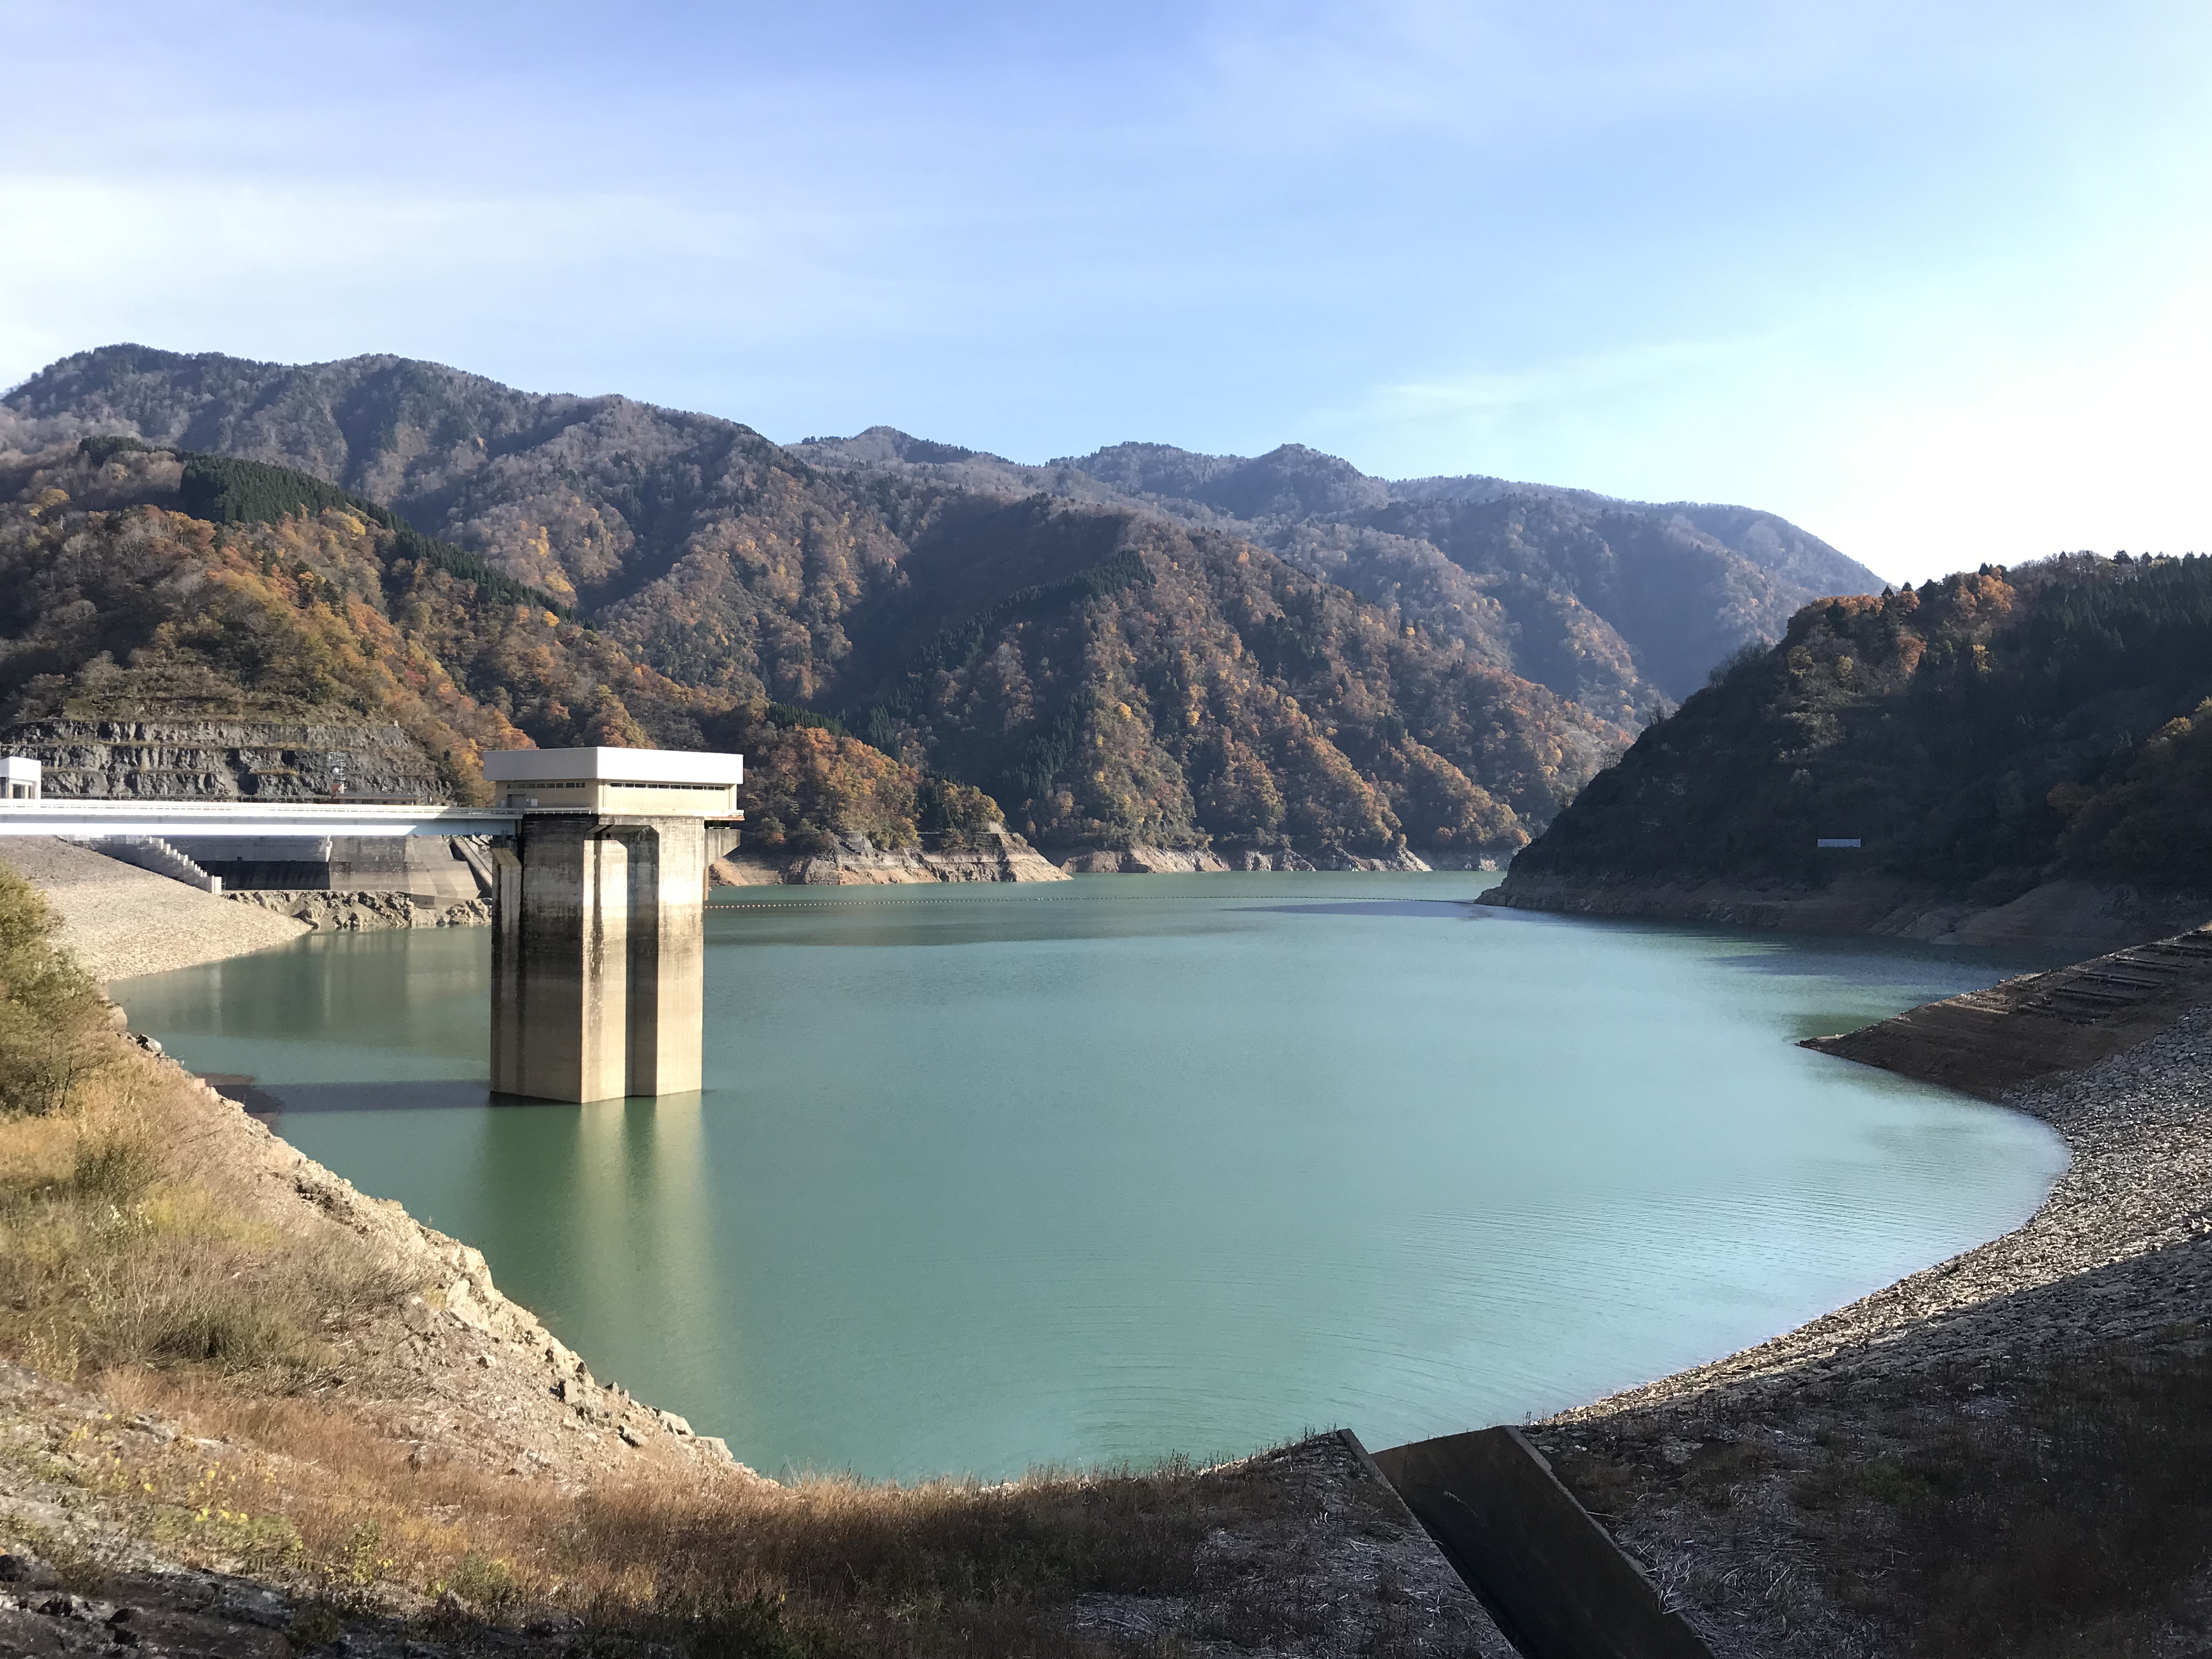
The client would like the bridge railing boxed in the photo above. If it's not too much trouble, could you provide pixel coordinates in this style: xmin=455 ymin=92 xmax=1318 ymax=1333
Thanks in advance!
xmin=0 ymin=801 xmax=525 ymax=839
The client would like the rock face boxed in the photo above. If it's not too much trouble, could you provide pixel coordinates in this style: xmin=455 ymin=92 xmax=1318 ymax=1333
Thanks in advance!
xmin=6 ymin=718 xmax=448 ymax=802
xmin=1056 ymin=843 xmax=1435 ymax=873
xmin=225 ymin=890 xmax=492 ymax=930
xmin=709 ymin=832 xmax=1070 ymax=886
xmin=708 ymin=836 xmax=1446 ymax=882
xmin=1059 ymin=845 xmax=1232 ymax=874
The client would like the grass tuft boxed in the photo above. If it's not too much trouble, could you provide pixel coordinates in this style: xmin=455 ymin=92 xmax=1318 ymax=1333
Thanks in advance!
xmin=72 ymin=1132 xmax=163 ymax=1203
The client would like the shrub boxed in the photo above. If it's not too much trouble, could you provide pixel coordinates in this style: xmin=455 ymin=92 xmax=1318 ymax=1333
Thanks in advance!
xmin=152 ymin=1288 xmax=304 ymax=1372
xmin=72 ymin=1132 xmax=163 ymax=1201
xmin=0 ymin=870 xmax=110 ymax=1116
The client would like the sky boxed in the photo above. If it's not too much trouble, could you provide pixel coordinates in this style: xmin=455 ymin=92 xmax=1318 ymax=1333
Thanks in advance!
xmin=3 ymin=0 xmax=2209 ymax=583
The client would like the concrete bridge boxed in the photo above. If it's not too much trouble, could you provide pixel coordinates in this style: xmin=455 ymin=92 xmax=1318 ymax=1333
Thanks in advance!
xmin=0 ymin=747 xmax=742 ymax=1107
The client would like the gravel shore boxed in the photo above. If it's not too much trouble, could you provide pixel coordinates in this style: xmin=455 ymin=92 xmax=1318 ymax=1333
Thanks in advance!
xmin=0 ymin=836 xmax=308 ymax=980
xmin=1521 ymin=1004 xmax=2212 ymax=1655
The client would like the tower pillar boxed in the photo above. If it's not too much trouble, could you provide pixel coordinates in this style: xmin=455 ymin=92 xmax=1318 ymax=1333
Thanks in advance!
xmin=484 ymin=748 xmax=740 ymax=1104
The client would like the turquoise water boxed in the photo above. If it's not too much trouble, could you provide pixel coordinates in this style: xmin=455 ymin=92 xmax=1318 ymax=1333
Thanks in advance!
xmin=116 ymin=872 xmax=2068 ymax=1481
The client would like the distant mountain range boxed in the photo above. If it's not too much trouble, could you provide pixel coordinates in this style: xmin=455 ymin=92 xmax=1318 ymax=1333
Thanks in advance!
xmin=1 ymin=345 xmax=1880 ymax=857
xmin=793 ymin=428 xmax=1876 ymax=724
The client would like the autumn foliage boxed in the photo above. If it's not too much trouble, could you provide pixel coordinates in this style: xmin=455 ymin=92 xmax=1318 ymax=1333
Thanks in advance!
xmin=0 ymin=444 xmax=968 ymax=835
xmin=1513 ymin=555 xmax=2212 ymax=897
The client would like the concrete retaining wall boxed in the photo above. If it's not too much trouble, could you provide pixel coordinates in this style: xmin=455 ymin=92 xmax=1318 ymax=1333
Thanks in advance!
xmin=1369 ymin=1426 xmax=1712 ymax=1659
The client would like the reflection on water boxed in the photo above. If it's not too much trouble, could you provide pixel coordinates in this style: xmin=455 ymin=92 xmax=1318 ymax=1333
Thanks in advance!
xmin=116 ymin=872 xmax=2070 ymax=1480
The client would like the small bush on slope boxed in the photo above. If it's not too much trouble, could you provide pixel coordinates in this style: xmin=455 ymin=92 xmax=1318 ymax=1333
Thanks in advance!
xmin=0 ymin=871 xmax=109 ymax=1118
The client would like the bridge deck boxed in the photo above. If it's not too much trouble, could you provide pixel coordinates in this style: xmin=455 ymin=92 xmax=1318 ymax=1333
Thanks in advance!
xmin=0 ymin=802 xmax=522 ymax=838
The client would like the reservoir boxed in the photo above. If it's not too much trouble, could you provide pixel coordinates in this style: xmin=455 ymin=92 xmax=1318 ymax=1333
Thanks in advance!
xmin=117 ymin=871 xmax=2067 ymax=1481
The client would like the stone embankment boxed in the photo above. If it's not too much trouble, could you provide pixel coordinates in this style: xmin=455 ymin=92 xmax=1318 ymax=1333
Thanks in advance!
xmin=708 ymin=831 xmax=1071 ymax=885
xmin=710 ymin=834 xmax=1462 ymax=884
xmin=0 ymin=836 xmax=308 ymax=980
xmin=5 ymin=719 xmax=448 ymax=803
xmin=1510 ymin=951 xmax=2212 ymax=1654
xmin=1480 ymin=866 xmax=2212 ymax=955
xmin=1804 ymin=924 xmax=2212 ymax=1096
xmin=225 ymin=890 xmax=492 ymax=931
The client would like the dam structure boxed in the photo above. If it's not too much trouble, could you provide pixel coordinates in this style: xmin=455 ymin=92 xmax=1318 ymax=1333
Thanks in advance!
xmin=483 ymin=748 xmax=743 ymax=1104
xmin=0 ymin=746 xmax=743 ymax=1106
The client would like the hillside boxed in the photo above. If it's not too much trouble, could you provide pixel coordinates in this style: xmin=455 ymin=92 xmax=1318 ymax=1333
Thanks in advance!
xmin=1482 ymin=555 xmax=2212 ymax=945
xmin=0 ymin=441 xmax=989 ymax=853
xmin=3 ymin=346 xmax=1666 ymax=857
xmin=793 ymin=430 xmax=1882 ymax=724
xmin=830 ymin=495 xmax=1613 ymax=853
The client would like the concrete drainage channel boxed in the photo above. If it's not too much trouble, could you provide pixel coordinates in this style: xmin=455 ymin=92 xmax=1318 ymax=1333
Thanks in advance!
xmin=1361 ymin=1426 xmax=1716 ymax=1659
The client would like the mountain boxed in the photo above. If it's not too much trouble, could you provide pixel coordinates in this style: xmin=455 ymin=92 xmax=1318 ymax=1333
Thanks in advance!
xmin=1481 ymin=555 xmax=2212 ymax=940
xmin=0 ymin=439 xmax=997 ymax=851
xmin=2 ymin=345 xmax=1866 ymax=857
xmin=791 ymin=430 xmax=1882 ymax=725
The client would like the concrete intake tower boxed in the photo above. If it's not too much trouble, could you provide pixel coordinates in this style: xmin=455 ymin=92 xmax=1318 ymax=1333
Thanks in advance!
xmin=483 ymin=747 xmax=743 ymax=1103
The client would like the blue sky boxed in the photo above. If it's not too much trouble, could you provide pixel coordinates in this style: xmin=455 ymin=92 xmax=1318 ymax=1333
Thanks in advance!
xmin=3 ymin=1 xmax=2208 ymax=581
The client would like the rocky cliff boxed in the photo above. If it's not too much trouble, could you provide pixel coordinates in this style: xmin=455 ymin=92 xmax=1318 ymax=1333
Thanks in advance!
xmin=8 ymin=718 xmax=448 ymax=802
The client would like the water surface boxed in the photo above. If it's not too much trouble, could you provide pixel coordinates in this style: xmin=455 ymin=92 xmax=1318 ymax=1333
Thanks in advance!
xmin=117 ymin=872 xmax=2068 ymax=1480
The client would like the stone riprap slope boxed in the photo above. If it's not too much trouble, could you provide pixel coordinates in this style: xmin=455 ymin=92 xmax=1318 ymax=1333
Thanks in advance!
xmin=0 ymin=836 xmax=308 ymax=979
xmin=225 ymin=889 xmax=492 ymax=929
xmin=708 ymin=831 xmax=1071 ymax=885
xmin=1805 ymin=924 xmax=2212 ymax=1095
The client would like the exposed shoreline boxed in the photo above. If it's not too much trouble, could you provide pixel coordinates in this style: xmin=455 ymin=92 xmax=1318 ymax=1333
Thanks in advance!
xmin=710 ymin=834 xmax=1486 ymax=884
xmin=1480 ymin=866 xmax=2212 ymax=957
xmin=0 ymin=860 xmax=1515 ymax=1655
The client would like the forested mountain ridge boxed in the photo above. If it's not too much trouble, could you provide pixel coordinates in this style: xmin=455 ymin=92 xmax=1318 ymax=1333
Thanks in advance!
xmin=0 ymin=435 xmax=1616 ymax=857
xmin=0 ymin=441 xmax=995 ymax=850
xmin=828 ymin=495 xmax=1615 ymax=851
xmin=1485 ymin=555 xmax=2212 ymax=931
xmin=794 ymin=429 xmax=1881 ymax=724
xmin=2 ymin=343 xmax=1850 ymax=855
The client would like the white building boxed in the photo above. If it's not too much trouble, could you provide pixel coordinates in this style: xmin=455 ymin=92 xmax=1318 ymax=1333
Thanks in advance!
xmin=481 ymin=746 xmax=742 ymax=817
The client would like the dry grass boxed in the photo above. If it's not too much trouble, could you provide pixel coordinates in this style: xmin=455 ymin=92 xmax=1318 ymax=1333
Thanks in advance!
xmin=1881 ymin=1336 xmax=2212 ymax=1658
xmin=12 ymin=1368 xmax=1304 ymax=1656
xmin=1723 ymin=1329 xmax=2212 ymax=1658
xmin=0 ymin=1071 xmax=424 ymax=1386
